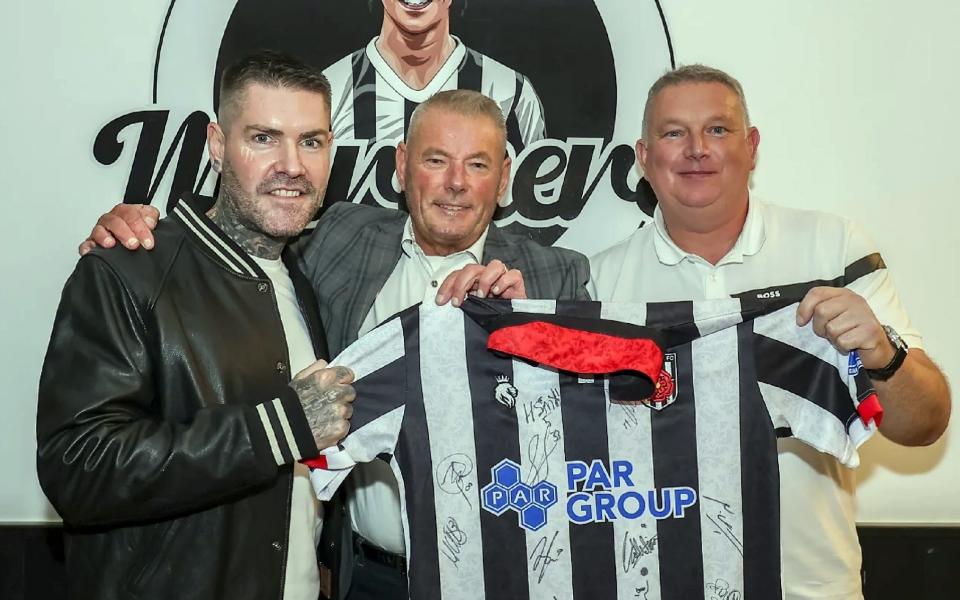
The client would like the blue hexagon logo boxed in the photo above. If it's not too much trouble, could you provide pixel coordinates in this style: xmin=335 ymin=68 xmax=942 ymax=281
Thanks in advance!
xmin=508 ymin=483 xmax=534 ymax=510
xmin=532 ymin=481 xmax=558 ymax=509
xmin=480 ymin=459 xmax=555 ymax=532
xmin=520 ymin=504 xmax=548 ymax=532
xmin=481 ymin=482 xmax=510 ymax=516
xmin=492 ymin=459 xmax=521 ymax=489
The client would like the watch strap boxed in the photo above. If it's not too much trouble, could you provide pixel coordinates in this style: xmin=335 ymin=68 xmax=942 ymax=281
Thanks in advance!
xmin=864 ymin=326 xmax=908 ymax=382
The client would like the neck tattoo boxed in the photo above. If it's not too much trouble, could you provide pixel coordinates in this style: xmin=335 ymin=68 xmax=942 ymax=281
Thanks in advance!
xmin=207 ymin=200 xmax=285 ymax=261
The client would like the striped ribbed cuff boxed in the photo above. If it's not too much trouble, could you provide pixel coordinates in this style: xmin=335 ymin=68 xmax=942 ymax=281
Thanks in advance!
xmin=252 ymin=388 xmax=321 ymax=466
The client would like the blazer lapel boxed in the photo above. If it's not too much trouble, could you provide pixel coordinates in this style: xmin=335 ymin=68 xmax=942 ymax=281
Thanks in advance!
xmin=481 ymin=222 xmax=521 ymax=266
xmin=338 ymin=217 xmax=405 ymax=354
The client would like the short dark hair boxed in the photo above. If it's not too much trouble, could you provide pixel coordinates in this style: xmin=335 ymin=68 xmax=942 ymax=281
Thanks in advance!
xmin=218 ymin=50 xmax=331 ymax=127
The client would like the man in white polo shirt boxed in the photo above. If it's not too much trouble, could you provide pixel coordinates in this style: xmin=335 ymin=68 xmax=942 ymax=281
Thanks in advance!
xmin=588 ymin=65 xmax=950 ymax=599
xmin=442 ymin=63 xmax=951 ymax=600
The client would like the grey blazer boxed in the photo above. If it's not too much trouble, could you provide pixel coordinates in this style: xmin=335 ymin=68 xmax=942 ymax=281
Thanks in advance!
xmin=295 ymin=201 xmax=591 ymax=357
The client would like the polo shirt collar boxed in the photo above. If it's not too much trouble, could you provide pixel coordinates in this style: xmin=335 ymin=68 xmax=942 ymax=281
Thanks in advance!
xmin=652 ymin=198 xmax=766 ymax=266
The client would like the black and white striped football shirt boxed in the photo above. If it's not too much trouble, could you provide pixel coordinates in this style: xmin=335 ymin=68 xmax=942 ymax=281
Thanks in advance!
xmin=323 ymin=36 xmax=546 ymax=152
xmin=310 ymin=295 xmax=880 ymax=600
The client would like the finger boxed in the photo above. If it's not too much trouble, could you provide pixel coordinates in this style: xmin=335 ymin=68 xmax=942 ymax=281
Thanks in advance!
xmin=338 ymin=385 xmax=357 ymax=405
xmin=330 ymin=418 xmax=351 ymax=444
xmin=114 ymin=204 xmax=157 ymax=249
xmin=810 ymin=293 xmax=856 ymax=339
xmin=79 ymin=240 xmax=96 ymax=256
xmin=820 ymin=311 xmax=858 ymax=346
xmin=834 ymin=325 xmax=874 ymax=354
xmin=88 ymin=223 xmax=117 ymax=250
xmin=138 ymin=205 xmax=161 ymax=229
xmin=98 ymin=213 xmax=140 ymax=250
xmin=332 ymin=366 xmax=355 ymax=385
xmin=293 ymin=358 xmax=329 ymax=380
xmin=313 ymin=366 xmax=358 ymax=390
xmin=492 ymin=269 xmax=526 ymax=299
xmin=129 ymin=217 xmax=156 ymax=250
xmin=436 ymin=265 xmax=483 ymax=305
xmin=796 ymin=286 xmax=843 ymax=326
xmin=474 ymin=260 xmax=507 ymax=298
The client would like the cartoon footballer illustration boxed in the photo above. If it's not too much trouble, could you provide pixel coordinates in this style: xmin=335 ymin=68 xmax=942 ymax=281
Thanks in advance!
xmin=323 ymin=0 xmax=546 ymax=153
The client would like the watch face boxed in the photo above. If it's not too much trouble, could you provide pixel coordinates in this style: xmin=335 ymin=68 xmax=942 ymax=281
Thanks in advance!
xmin=883 ymin=325 xmax=907 ymax=350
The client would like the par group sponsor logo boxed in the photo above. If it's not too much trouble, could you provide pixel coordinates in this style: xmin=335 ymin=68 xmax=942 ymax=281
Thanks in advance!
xmin=480 ymin=458 xmax=697 ymax=531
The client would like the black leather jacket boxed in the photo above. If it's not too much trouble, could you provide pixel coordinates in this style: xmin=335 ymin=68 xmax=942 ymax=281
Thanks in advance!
xmin=37 ymin=196 xmax=328 ymax=600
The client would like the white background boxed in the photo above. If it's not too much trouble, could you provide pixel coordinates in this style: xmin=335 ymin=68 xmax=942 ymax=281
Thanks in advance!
xmin=1 ymin=0 xmax=956 ymax=524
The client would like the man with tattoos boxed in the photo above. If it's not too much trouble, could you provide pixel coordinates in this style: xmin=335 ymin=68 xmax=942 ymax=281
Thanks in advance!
xmin=37 ymin=52 xmax=355 ymax=600
xmin=78 ymin=88 xmax=589 ymax=600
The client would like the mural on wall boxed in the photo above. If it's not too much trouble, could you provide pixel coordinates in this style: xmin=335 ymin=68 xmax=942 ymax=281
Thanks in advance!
xmin=93 ymin=0 xmax=674 ymax=252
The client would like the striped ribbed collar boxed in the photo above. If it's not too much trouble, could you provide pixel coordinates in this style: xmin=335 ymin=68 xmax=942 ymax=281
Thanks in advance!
xmin=169 ymin=195 xmax=267 ymax=279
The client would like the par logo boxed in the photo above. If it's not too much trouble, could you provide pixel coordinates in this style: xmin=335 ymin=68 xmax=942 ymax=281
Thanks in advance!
xmin=480 ymin=459 xmax=558 ymax=532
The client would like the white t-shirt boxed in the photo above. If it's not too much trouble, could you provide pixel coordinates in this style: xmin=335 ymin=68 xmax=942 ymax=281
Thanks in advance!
xmin=350 ymin=218 xmax=488 ymax=555
xmin=252 ymin=256 xmax=322 ymax=600
xmin=589 ymin=199 xmax=921 ymax=600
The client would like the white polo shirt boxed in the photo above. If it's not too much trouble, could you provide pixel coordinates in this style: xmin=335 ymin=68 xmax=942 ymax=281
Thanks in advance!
xmin=350 ymin=217 xmax=489 ymax=555
xmin=589 ymin=198 xmax=921 ymax=600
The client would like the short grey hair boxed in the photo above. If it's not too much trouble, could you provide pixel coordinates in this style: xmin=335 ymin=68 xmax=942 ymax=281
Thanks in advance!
xmin=642 ymin=64 xmax=751 ymax=138
xmin=407 ymin=89 xmax=507 ymax=153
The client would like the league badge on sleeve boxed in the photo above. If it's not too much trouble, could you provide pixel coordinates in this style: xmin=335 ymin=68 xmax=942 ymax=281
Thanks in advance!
xmin=494 ymin=374 xmax=519 ymax=409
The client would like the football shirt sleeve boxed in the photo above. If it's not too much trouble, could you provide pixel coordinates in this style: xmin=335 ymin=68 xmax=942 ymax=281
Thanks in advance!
xmin=751 ymin=304 xmax=881 ymax=468
xmin=307 ymin=317 xmax=408 ymax=500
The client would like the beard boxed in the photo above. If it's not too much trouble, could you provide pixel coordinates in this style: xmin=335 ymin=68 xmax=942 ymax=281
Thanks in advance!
xmin=217 ymin=160 xmax=323 ymax=241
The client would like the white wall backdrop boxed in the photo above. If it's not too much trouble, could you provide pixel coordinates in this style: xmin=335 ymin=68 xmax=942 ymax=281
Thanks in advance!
xmin=1 ymin=0 xmax=956 ymax=524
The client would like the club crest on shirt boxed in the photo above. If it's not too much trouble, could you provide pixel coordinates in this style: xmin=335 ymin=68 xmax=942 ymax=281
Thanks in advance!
xmin=642 ymin=352 xmax=677 ymax=411
xmin=494 ymin=375 xmax=519 ymax=409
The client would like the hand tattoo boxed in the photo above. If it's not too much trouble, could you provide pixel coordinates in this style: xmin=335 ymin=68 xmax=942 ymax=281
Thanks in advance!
xmin=290 ymin=366 xmax=356 ymax=449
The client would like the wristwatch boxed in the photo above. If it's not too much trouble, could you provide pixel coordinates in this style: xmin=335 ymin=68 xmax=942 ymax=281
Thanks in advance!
xmin=864 ymin=325 xmax=908 ymax=382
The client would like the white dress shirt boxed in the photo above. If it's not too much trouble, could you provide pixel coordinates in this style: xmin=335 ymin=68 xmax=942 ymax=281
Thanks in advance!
xmin=350 ymin=217 xmax=488 ymax=554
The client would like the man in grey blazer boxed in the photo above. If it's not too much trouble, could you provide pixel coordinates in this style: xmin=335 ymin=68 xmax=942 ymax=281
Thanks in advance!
xmin=80 ymin=88 xmax=590 ymax=600
xmin=299 ymin=198 xmax=590 ymax=357
xmin=301 ymin=92 xmax=589 ymax=599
